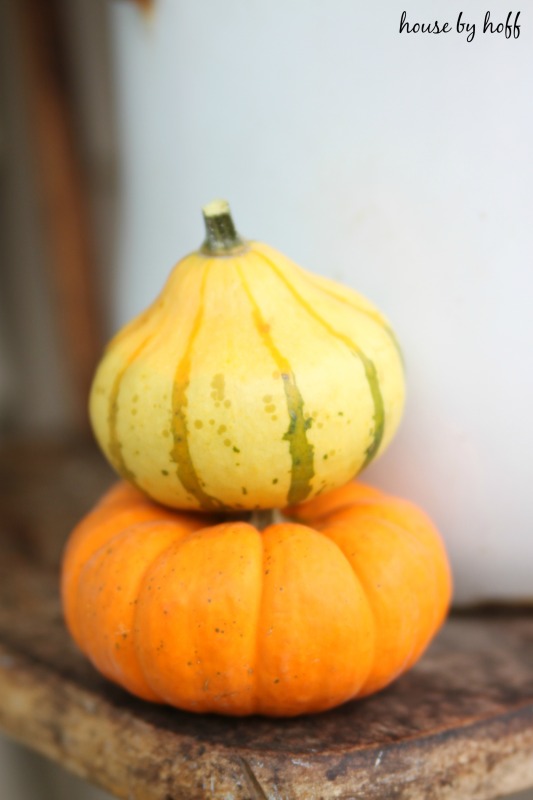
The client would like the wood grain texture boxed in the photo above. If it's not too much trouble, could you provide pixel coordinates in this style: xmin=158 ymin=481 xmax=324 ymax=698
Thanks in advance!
xmin=1 ymin=441 xmax=533 ymax=799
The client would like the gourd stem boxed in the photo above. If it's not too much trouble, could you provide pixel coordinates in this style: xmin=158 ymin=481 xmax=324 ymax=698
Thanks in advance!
xmin=249 ymin=508 xmax=286 ymax=531
xmin=201 ymin=199 xmax=246 ymax=254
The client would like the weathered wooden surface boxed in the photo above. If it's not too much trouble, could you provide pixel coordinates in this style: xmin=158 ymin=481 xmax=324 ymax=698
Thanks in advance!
xmin=1 ymin=440 xmax=533 ymax=800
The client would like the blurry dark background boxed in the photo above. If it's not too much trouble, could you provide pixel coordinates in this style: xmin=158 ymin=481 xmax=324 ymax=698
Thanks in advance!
xmin=0 ymin=0 xmax=117 ymax=796
xmin=0 ymin=0 xmax=115 ymax=441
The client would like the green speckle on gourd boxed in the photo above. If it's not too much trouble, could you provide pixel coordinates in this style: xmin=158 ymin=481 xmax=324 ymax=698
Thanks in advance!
xmin=211 ymin=373 xmax=226 ymax=402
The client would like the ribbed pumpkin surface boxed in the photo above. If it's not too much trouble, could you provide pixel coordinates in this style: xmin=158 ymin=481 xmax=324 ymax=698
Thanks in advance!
xmin=89 ymin=239 xmax=405 ymax=511
xmin=61 ymin=480 xmax=451 ymax=717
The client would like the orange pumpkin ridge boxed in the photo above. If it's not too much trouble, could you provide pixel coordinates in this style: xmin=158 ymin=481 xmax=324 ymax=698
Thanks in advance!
xmin=61 ymin=480 xmax=452 ymax=717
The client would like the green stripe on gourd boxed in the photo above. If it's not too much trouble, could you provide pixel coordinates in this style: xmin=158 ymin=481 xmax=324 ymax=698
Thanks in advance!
xmin=239 ymin=266 xmax=315 ymax=505
xmin=107 ymin=335 xmax=154 ymax=487
xmin=256 ymin=250 xmax=385 ymax=467
xmin=170 ymin=263 xmax=227 ymax=511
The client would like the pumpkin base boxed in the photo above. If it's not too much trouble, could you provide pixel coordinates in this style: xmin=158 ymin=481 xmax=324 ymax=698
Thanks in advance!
xmin=61 ymin=479 xmax=452 ymax=717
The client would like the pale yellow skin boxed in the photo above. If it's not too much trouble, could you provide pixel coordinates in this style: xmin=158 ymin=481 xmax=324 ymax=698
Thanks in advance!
xmin=90 ymin=241 xmax=405 ymax=511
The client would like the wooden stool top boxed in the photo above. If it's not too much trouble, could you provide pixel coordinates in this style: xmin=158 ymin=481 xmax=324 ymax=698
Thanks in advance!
xmin=1 ymin=441 xmax=532 ymax=799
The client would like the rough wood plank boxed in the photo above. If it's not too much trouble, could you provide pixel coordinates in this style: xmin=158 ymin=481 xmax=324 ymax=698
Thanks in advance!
xmin=1 ymin=441 xmax=533 ymax=799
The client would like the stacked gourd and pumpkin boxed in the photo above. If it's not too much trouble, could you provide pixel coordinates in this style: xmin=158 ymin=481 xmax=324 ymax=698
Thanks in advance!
xmin=61 ymin=201 xmax=451 ymax=717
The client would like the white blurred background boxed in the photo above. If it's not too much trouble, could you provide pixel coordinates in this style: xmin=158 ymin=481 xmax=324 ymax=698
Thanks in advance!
xmin=0 ymin=0 xmax=532 ymax=796
xmin=108 ymin=0 xmax=533 ymax=608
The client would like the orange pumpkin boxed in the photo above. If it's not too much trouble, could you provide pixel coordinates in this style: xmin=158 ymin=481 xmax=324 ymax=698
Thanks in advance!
xmin=61 ymin=480 xmax=451 ymax=717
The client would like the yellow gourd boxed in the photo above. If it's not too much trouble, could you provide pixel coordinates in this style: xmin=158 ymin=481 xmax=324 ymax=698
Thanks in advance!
xmin=89 ymin=201 xmax=405 ymax=510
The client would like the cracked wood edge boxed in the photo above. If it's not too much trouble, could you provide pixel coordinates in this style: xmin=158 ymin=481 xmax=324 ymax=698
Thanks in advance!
xmin=1 ymin=640 xmax=533 ymax=799
xmin=238 ymin=757 xmax=270 ymax=800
